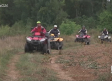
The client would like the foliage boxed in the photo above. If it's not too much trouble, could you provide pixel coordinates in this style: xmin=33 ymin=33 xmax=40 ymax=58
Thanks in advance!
xmin=0 ymin=20 xmax=32 ymax=37
xmin=74 ymin=16 xmax=97 ymax=29
xmin=0 ymin=0 xmax=67 ymax=27
xmin=60 ymin=20 xmax=81 ymax=35
xmin=0 ymin=25 xmax=10 ymax=37
xmin=97 ymin=10 xmax=112 ymax=33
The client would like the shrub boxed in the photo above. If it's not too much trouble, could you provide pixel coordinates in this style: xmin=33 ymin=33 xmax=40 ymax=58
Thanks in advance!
xmin=60 ymin=20 xmax=81 ymax=35
xmin=0 ymin=25 xmax=10 ymax=37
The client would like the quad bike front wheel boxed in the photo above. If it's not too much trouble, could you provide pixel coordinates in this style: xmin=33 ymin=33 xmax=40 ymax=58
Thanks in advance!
xmin=86 ymin=41 xmax=90 ymax=45
xmin=55 ymin=42 xmax=63 ymax=50
xmin=84 ymin=39 xmax=90 ymax=45
xmin=74 ymin=38 xmax=78 ymax=42
xmin=25 ymin=43 xmax=32 ymax=53
xmin=108 ymin=39 xmax=111 ymax=42
xmin=56 ymin=42 xmax=60 ymax=50
xmin=43 ymin=44 xmax=50 ymax=54
xmin=59 ymin=42 xmax=63 ymax=49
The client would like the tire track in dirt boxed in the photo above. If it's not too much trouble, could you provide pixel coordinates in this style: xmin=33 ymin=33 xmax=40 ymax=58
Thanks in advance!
xmin=49 ymin=56 xmax=74 ymax=81
xmin=5 ymin=53 xmax=23 ymax=81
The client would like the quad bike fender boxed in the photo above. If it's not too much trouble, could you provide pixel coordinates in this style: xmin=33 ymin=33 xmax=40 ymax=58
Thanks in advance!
xmin=59 ymin=38 xmax=63 ymax=42
xmin=87 ymin=35 xmax=90 ymax=38
xmin=51 ymin=38 xmax=59 ymax=42
xmin=76 ymin=35 xmax=79 ymax=38
xmin=50 ymin=37 xmax=63 ymax=42
xmin=54 ymin=38 xmax=63 ymax=42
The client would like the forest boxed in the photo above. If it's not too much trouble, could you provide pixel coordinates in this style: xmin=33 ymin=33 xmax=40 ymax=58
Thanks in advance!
xmin=0 ymin=0 xmax=112 ymax=35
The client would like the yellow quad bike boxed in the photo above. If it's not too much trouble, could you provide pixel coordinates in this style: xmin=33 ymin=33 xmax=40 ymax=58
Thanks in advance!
xmin=50 ymin=34 xmax=63 ymax=50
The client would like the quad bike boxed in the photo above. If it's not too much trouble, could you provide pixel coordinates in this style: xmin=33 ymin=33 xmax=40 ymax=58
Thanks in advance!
xmin=98 ymin=33 xmax=111 ymax=44
xmin=50 ymin=34 xmax=63 ymax=50
xmin=75 ymin=33 xmax=90 ymax=45
xmin=24 ymin=32 xmax=50 ymax=54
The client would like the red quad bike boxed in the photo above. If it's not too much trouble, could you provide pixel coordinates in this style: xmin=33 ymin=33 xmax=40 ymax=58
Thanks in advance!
xmin=24 ymin=32 xmax=50 ymax=54
xmin=75 ymin=32 xmax=90 ymax=45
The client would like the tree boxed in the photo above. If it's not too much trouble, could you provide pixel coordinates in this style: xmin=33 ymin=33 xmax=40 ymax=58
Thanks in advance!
xmin=37 ymin=0 xmax=68 ymax=26
xmin=98 ymin=10 xmax=112 ymax=33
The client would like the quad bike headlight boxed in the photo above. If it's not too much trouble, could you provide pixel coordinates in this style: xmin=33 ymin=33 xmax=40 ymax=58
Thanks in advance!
xmin=104 ymin=36 xmax=108 ymax=38
xmin=98 ymin=36 xmax=101 ymax=38
xmin=26 ymin=38 xmax=31 ymax=41
xmin=40 ymin=38 xmax=45 ymax=42
xmin=83 ymin=36 xmax=86 ymax=38
xmin=108 ymin=36 xmax=111 ymax=39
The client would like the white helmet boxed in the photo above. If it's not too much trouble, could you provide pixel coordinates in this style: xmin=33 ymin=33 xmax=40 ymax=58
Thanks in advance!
xmin=54 ymin=25 xmax=57 ymax=28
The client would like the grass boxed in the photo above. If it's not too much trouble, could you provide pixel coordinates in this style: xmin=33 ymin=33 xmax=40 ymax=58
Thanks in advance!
xmin=16 ymin=53 xmax=61 ymax=81
xmin=0 ymin=35 xmax=62 ymax=81
xmin=0 ymin=50 xmax=14 ymax=80
xmin=0 ymin=35 xmax=25 ymax=80
xmin=94 ymin=73 xmax=112 ymax=81
xmin=0 ymin=49 xmax=21 ymax=81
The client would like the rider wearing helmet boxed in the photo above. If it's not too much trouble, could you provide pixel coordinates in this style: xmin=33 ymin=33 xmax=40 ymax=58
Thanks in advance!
xmin=102 ymin=28 xmax=108 ymax=35
xmin=31 ymin=21 xmax=46 ymax=36
xmin=49 ymin=25 xmax=60 ymax=37
xmin=78 ymin=26 xmax=87 ymax=35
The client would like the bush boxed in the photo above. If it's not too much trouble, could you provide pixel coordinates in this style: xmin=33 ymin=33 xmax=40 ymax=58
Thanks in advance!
xmin=60 ymin=20 xmax=81 ymax=35
xmin=0 ymin=25 xmax=10 ymax=37
xmin=11 ymin=20 xmax=31 ymax=35
xmin=0 ymin=20 xmax=32 ymax=37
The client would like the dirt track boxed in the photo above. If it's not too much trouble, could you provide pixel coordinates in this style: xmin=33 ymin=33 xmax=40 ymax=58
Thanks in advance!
xmin=6 ymin=54 xmax=20 ymax=81
xmin=47 ymin=43 xmax=112 ymax=81
xmin=49 ymin=56 xmax=74 ymax=81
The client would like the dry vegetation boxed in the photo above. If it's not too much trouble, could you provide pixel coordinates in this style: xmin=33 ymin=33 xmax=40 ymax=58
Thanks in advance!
xmin=0 ymin=33 xmax=112 ymax=81
xmin=0 ymin=35 xmax=25 ymax=81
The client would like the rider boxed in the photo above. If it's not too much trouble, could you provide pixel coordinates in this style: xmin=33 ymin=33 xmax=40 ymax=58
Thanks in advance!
xmin=31 ymin=21 xmax=46 ymax=36
xmin=78 ymin=26 xmax=87 ymax=35
xmin=102 ymin=28 xmax=108 ymax=35
xmin=49 ymin=25 xmax=60 ymax=37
